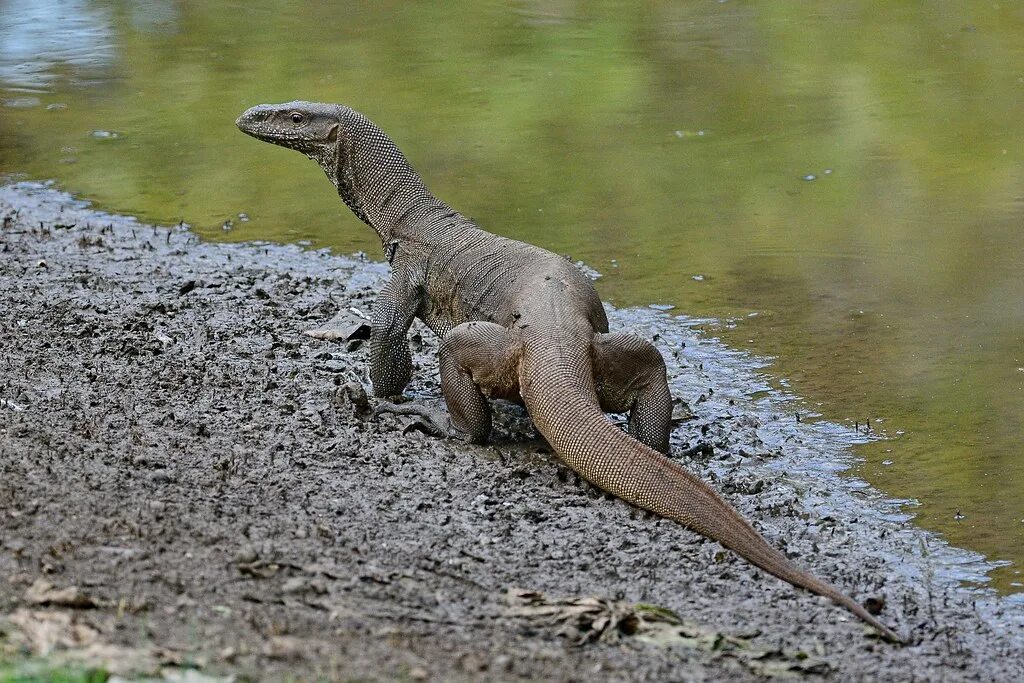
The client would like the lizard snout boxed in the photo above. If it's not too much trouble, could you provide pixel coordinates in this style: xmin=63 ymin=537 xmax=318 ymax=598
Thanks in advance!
xmin=235 ymin=105 xmax=272 ymax=134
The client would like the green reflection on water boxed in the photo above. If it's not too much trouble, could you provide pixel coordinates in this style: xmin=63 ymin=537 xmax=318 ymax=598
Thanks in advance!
xmin=1 ymin=1 xmax=1022 ymax=591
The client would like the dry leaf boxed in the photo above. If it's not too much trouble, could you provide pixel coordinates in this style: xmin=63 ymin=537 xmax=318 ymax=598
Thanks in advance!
xmin=24 ymin=579 xmax=99 ymax=608
xmin=305 ymin=309 xmax=370 ymax=341
xmin=504 ymin=588 xmax=831 ymax=677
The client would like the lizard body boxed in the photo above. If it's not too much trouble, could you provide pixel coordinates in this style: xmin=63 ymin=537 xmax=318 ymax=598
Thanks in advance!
xmin=236 ymin=102 xmax=901 ymax=642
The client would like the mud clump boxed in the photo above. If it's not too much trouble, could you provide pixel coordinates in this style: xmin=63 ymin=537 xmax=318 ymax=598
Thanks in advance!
xmin=0 ymin=182 xmax=1022 ymax=681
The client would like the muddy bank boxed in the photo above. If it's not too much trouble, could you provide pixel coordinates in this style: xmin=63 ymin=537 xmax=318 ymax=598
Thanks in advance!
xmin=0 ymin=181 xmax=1022 ymax=681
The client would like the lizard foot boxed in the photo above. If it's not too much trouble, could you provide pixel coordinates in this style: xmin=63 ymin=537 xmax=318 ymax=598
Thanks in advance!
xmin=374 ymin=401 xmax=455 ymax=439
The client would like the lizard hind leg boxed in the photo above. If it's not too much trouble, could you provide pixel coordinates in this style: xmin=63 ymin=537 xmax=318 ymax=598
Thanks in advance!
xmin=439 ymin=321 xmax=523 ymax=444
xmin=591 ymin=332 xmax=673 ymax=454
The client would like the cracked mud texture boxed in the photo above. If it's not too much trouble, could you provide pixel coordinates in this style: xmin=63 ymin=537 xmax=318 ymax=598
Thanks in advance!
xmin=1 ymin=182 xmax=1022 ymax=681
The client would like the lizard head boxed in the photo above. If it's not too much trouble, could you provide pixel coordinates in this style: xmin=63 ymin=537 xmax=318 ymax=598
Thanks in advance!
xmin=236 ymin=101 xmax=418 ymax=231
xmin=236 ymin=101 xmax=347 ymax=173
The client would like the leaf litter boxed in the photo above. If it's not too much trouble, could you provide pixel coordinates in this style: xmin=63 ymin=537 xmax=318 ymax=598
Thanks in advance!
xmin=505 ymin=588 xmax=830 ymax=677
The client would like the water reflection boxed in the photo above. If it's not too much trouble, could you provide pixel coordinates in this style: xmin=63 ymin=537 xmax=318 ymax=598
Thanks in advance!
xmin=0 ymin=0 xmax=116 ymax=91
xmin=128 ymin=2 xmax=179 ymax=34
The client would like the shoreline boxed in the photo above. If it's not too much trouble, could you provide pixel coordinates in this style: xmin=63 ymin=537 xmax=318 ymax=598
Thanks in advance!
xmin=1 ymin=181 xmax=1022 ymax=680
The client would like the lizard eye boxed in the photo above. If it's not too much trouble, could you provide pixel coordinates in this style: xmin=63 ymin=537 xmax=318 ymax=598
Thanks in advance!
xmin=289 ymin=112 xmax=304 ymax=124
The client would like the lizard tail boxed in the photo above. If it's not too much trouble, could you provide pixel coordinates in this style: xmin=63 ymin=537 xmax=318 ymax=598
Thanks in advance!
xmin=520 ymin=356 xmax=903 ymax=643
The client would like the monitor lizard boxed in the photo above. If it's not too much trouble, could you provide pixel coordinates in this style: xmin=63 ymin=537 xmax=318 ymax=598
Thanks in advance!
xmin=236 ymin=101 xmax=902 ymax=642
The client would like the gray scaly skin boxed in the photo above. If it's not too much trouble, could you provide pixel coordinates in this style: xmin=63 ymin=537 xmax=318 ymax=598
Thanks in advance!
xmin=236 ymin=101 xmax=903 ymax=643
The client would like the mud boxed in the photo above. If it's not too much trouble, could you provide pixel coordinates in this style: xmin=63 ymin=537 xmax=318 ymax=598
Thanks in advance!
xmin=1 ymin=181 xmax=1022 ymax=681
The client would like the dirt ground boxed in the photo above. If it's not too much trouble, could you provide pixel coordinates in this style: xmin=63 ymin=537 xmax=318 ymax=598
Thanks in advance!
xmin=1 ymin=181 xmax=1022 ymax=681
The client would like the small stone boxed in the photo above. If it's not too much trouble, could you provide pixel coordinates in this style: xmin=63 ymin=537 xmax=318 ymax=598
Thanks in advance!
xmin=282 ymin=576 xmax=308 ymax=594
xmin=234 ymin=546 xmax=258 ymax=564
xmin=863 ymin=596 xmax=885 ymax=615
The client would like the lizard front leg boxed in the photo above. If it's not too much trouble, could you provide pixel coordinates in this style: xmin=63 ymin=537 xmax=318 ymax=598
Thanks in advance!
xmin=591 ymin=332 xmax=673 ymax=454
xmin=369 ymin=269 xmax=422 ymax=398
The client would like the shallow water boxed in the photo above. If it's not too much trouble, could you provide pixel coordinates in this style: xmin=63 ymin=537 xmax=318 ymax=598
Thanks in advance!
xmin=1 ymin=1 xmax=1022 ymax=592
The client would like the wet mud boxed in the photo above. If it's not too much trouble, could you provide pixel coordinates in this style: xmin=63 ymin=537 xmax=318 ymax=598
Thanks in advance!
xmin=1 ymin=182 xmax=1022 ymax=681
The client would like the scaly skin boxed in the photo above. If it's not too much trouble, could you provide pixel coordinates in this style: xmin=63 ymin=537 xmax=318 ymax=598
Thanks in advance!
xmin=236 ymin=101 xmax=903 ymax=643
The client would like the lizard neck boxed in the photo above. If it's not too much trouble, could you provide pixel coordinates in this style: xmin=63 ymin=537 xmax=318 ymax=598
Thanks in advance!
xmin=326 ymin=109 xmax=448 ymax=248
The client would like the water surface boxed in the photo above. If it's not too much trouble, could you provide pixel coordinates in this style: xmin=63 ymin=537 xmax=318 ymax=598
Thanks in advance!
xmin=1 ymin=1 xmax=1022 ymax=591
